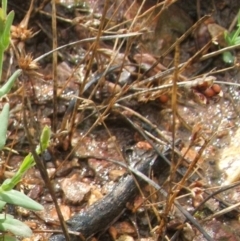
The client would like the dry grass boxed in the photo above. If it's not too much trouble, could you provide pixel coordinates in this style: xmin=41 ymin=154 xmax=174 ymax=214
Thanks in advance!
xmin=4 ymin=0 xmax=240 ymax=240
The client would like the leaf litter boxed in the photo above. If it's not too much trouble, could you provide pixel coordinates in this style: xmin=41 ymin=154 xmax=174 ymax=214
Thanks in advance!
xmin=2 ymin=0 xmax=240 ymax=240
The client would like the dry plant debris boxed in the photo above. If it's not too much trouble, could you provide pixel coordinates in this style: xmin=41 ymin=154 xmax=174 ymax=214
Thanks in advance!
xmin=2 ymin=0 xmax=240 ymax=240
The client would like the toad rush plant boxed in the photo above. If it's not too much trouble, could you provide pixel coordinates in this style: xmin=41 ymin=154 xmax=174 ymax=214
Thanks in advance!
xmin=0 ymin=0 xmax=49 ymax=240
xmin=0 ymin=126 xmax=50 ymax=240
xmin=0 ymin=125 xmax=50 ymax=240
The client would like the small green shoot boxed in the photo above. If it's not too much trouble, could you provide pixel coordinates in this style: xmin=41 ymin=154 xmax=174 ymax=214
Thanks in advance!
xmin=223 ymin=10 xmax=240 ymax=64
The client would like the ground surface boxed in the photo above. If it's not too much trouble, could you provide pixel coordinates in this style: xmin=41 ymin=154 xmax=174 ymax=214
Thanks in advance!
xmin=2 ymin=0 xmax=240 ymax=240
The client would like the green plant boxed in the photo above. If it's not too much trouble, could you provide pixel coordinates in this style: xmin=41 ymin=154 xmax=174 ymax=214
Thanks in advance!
xmin=0 ymin=127 xmax=50 ymax=241
xmin=0 ymin=0 xmax=50 ymax=240
xmin=0 ymin=0 xmax=14 ymax=81
xmin=223 ymin=10 xmax=240 ymax=64
xmin=0 ymin=126 xmax=50 ymax=241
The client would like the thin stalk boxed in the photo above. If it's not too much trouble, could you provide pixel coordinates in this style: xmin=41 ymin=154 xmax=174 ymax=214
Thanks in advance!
xmin=52 ymin=0 xmax=58 ymax=133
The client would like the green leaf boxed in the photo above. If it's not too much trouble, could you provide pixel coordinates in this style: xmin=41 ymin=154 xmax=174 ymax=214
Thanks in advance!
xmin=0 ymin=69 xmax=22 ymax=97
xmin=0 ymin=214 xmax=32 ymax=237
xmin=0 ymin=234 xmax=18 ymax=241
xmin=0 ymin=178 xmax=16 ymax=191
xmin=1 ymin=0 xmax=7 ymax=17
xmin=0 ymin=8 xmax=4 ymax=20
xmin=0 ymin=190 xmax=43 ymax=211
xmin=0 ymin=103 xmax=9 ymax=150
xmin=237 ymin=11 xmax=240 ymax=27
xmin=0 ymin=9 xmax=5 ymax=34
xmin=234 ymin=36 xmax=240 ymax=44
xmin=1 ymin=11 xmax=14 ymax=49
xmin=1 ymin=154 xmax=35 ymax=191
xmin=0 ymin=200 xmax=6 ymax=211
xmin=228 ymin=30 xmax=236 ymax=40
xmin=16 ymin=153 xmax=35 ymax=174
xmin=224 ymin=31 xmax=232 ymax=45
